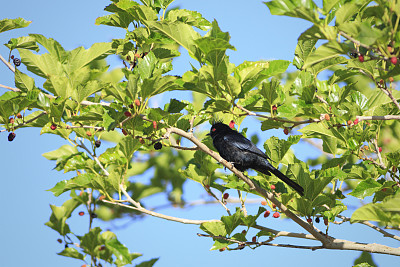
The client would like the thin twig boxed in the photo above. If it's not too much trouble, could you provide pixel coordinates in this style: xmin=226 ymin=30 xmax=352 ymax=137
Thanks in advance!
xmin=0 ymin=111 xmax=47 ymax=133
xmin=0 ymin=54 xmax=15 ymax=73
xmin=356 ymin=115 xmax=400 ymax=122
xmin=0 ymin=84 xmax=20 ymax=92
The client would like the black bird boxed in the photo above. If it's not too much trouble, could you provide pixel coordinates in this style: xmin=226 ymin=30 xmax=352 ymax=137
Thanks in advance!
xmin=209 ymin=122 xmax=304 ymax=196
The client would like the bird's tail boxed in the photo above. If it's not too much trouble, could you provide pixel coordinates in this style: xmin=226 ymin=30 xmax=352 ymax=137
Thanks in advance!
xmin=257 ymin=162 xmax=304 ymax=196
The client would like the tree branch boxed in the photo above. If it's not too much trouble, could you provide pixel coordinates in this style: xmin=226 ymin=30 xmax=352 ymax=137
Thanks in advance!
xmin=0 ymin=54 xmax=15 ymax=73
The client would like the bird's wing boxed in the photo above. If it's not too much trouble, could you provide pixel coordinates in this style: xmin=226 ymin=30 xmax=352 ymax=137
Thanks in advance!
xmin=222 ymin=133 xmax=270 ymax=159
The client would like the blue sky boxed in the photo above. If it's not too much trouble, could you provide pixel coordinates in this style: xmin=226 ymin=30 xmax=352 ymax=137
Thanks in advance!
xmin=0 ymin=1 xmax=398 ymax=266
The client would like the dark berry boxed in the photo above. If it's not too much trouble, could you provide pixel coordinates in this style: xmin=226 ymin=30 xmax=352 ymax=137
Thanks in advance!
xmin=139 ymin=137 xmax=145 ymax=144
xmin=16 ymin=113 xmax=22 ymax=119
xmin=11 ymin=55 xmax=14 ymax=59
xmin=13 ymin=58 xmax=21 ymax=66
xmin=99 ymin=245 xmax=106 ymax=251
xmin=272 ymin=204 xmax=276 ymax=209
xmin=122 ymin=129 xmax=128 ymax=136
xmin=241 ymin=230 xmax=246 ymax=235
xmin=223 ymin=193 xmax=229 ymax=199
xmin=324 ymin=218 xmax=328 ymax=225
xmin=350 ymin=52 xmax=358 ymax=58
xmin=390 ymin=57 xmax=398 ymax=65
xmin=129 ymin=104 xmax=134 ymax=109
xmin=91 ymin=213 xmax=98 ymax=218
xmin=57 ymin=238 xmax=62 ymax=243
xmin=50 ymin=124 xmax=57 ymax=130
xmin=78 ymin=211 xmax=85 ymax=216
xmin=8 ymin=132 xmax=16 ymax=142
xmin=315 ymin=217 xmax=320 ymax=223
xmin=264 ymin=210 xmax=270 ymax=218
xmin=154 ymin=142 xmax=162 ymax=150
xmin=124 ymin=111 xmax=132 ymax=117
xmin=252 ymin=236 xmax=257 ymax=242
xmin=307 ymin=218 xmax=312 ymax=223
xmin=272 ymin=212 xmax=280 ymax=218
xmin=219 ymin=247 xmax=226 ymax=252
xmin=95 ymin=140 xmax=101 ymax=148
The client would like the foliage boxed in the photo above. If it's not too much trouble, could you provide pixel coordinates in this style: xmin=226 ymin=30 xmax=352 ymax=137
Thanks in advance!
xmin=1 ymin=0 xmax=400 ymax=265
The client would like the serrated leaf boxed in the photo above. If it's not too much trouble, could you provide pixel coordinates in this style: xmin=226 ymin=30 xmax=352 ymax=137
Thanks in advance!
xmin=0 ymin=18 xmax=31 ymax=33
xmin=57 ymin=247 xmax=85 ymax=260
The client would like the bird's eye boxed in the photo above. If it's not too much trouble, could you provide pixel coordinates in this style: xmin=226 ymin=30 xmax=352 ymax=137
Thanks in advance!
xmin=212 ymin=128 xmax=216 ymax=132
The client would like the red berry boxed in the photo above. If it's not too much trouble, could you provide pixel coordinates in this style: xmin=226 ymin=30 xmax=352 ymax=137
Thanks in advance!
xmin=272 ymin=212 xmax=280 ymax=218
xmin=79 ymin=190 xmax=84 ymax=196
xmin=229 ymin=120 xmax=235 ymax=129
xmin=347 ymin=120 xmax=353 ymax=126
xmin=270 ymin=184 xmax=276 ymax=190
xmin=264 ymin=210 xmax=270 ymax=218
xmin=390 ymin=57 xmax=398 ymax=65
xmin=324 ymin=218 xmax=328 ymax=225
xmin=389 ymin=77 xmax=394 ymax=82
xmin=134 ymin=99 xmax=141 ymax=106
xmin=261 ymin=200 xmax=267 ymax=206
xmin=272 ymin=204 xmax=276 ymax=209
xmin=9 ymin=118 xmax=14 ymax=124
xmin=50 ymin=124 xmax=57 ymax=130
xmin=57 ymin=238 xmax=62 ymax=243
xmin=382 ymin=188 xmax=387 ymax=192
xmin=152 ymin=121 xmax=157 ymax=129
xmin=272 ymin=105 xmax=277 ymax=111
xmin=378 ymin=147 xmax=382 ymax=153
xmin=223 ymin=193 xmax=229 ymax=199
xmin=16 ymin=113 xmax=22 ymax=119
xmin=283 ymin=128 xmax=289 ymax=135
xmin=124 ymin=111 xmax=132 ymax=117
xmin=122 ymin=129 xmax=128 ymax=136
xmin=8 ymin=132 xmax=16 ymax=142
xmin=219 ymin=247 xmax=226 ymax=252
xmin=358 ymin=55 xmax=364 ymax=62
xmin=307 ymin=218 xmax=312 ymax=223
xmin=354 ymin=118 xmax=359 ymax=125
xmin=252 ymin=236 xmax=257 ymax=242
xmin=99 ymin=195 xmax=106 ymax=201
xmin=86 ymin=131 xmax=92 ymax=137
xmin=79 ymin=211 xmax=85 ymax=216
xmin=11 ymin=55 xmax=14 ymax=59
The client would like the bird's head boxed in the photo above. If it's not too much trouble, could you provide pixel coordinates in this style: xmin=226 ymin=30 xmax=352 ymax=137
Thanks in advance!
xmin=208 ymin=122 xmax=232 ymax=139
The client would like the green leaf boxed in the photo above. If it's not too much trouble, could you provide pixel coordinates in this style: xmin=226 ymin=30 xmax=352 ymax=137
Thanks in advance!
xmin=221 ymin=209 xmax=243 ymax=236
xmin=167 ymin=9 xmax=211 ymax=30
xmin=118 ymin=136 xmax=141 ymax=159
xmin=135 ymin=258 xmax=159 ymax=267
xmin=81 ymin=227 xmax=102 ymax=254
xmin=14 ymin=69 xmax=35 ymax=92
xmin=293 ymin=38 xmax=317 ymax=69
xmin=264 ymin=136 xmax=301 ymax=165
xmin=106 ymin=238 xmax=134 ymax=266
xmin=264 ymin=0 xmax=319 ymax=23
xmin=353 ymin=252 xmax=378 ymax=267
xmin=200 ymin=221 xmax=227 ymax=236
xmin=0 ymin=18 xmax=31 ymax=33
xmin=303 ymin=42 xmax=347 ymax=70
xmin=5 ymin=36 xmax=39 ymax=52
xmin=349 ymin=178 xmax=382 ymax=199
xmin=57 ymin=247 xmax=85 ymax=260
xmin=299 ymin=123 xmax=346 ymax=144
xmin=166 ymin=98 xmax=188 ymax=113
xmin=66 ymin=42 xmax=113 ymax=73
xmin=42 ymin=145 xmax=78 ymax=160
xmin=48 ymin=173 xmax=94 ymax=197
xmin=146 ymin=20 xmax=201 ymax=55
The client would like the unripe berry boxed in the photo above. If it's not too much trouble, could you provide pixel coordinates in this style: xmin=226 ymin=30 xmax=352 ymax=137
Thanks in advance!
xmin=152 ymin=121 xmax=157 ymax=129
xmin=261 ymin=200 xmax=267 ymax=206
xmin=324 ymin=114 xmax=330 ymax=121
xmin=354 ymin=118 xmax=359 ymax=125
xmin=9 ymin=118 xmax=14 ymax=124
xmin=79 ymin=211 xmax=85 ymax=216
xmin=16 ymin=113 xmax=22 ymax=119
xmin=8 ymin=132 xmax=16 ymax=142
xmin=272 ymin=212 xmax=280 ymax=218
xmin=134 ymin=99 xmax=141 ymax=106
xmin=229 ymin=120 xmax=235 ymax=129
xmin=389 ymin=77 xmax=394 ymax=82
xmin=99 ymin=195 xmax=106 ymax=201
xmin=378 ymin=147 xmax=382 ymax=153
xmin=139 ymin=137 xmax=145 ymax=144
xmin=223 ymin=193 xmax=229 ymax=199
xmin=347 ymin=120 xmax=353 ymax=126
xmin=270 ymin=184 xmax=276 ymax=190
xmin=390 ymin=57 xmax=398 ymax=65
xmin=86 ymin=131 xmax=92 ymax=137
xmin=124 ymin=111 xmax=132 ymax=117
xmin=154 ymin=142 xmax=162 ymax=150
xmin=264 ymin=210 xmax=270 ymax=218
xmin=358 ymin=55 xmax=364 ymax=62
xmin=50 ymin=124 xmax=57 ymax=130
xmin=283 ymin=128 xmax=289 ymax=135
xmin=388 ymin=46 xmax=393 ymax=53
